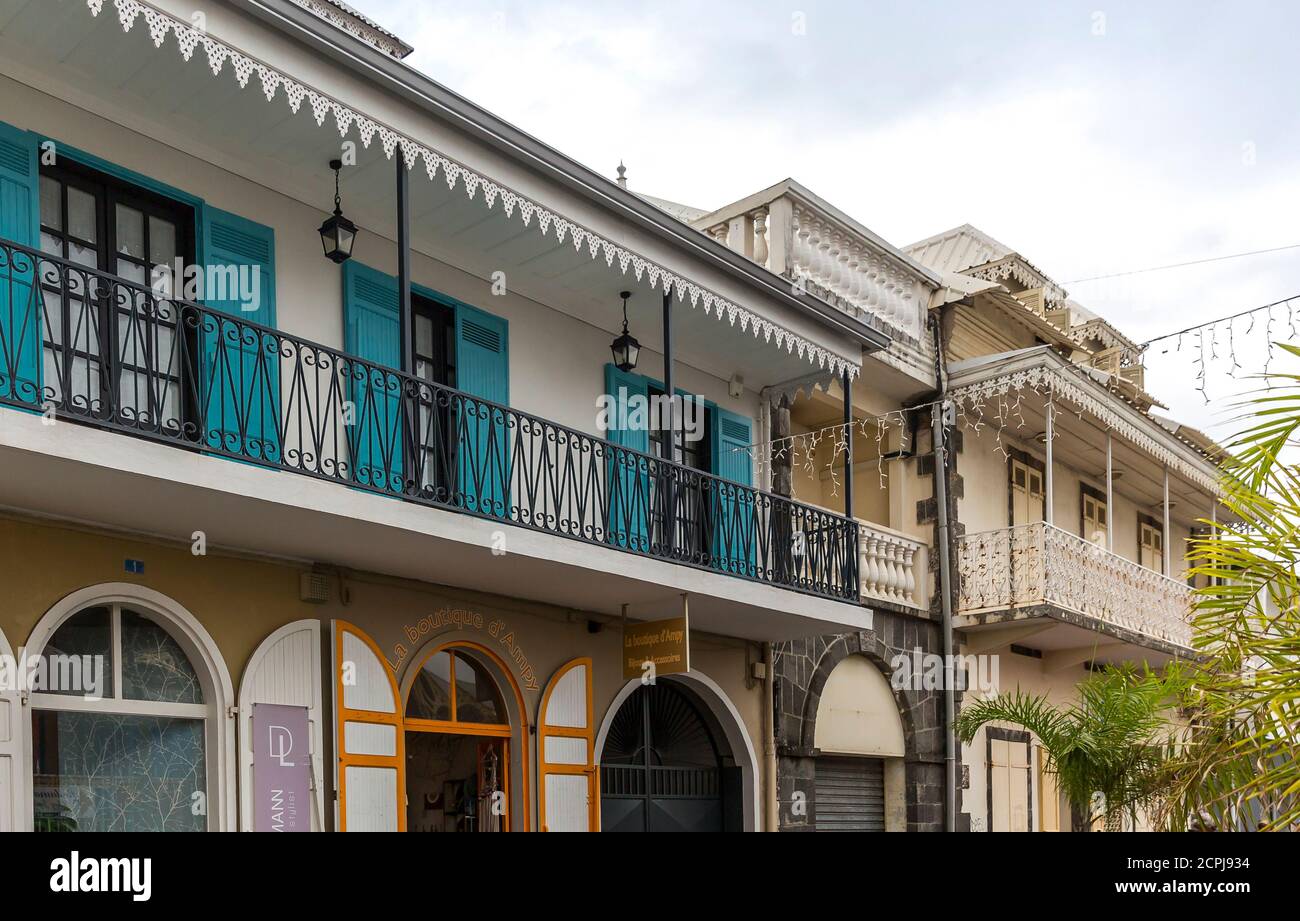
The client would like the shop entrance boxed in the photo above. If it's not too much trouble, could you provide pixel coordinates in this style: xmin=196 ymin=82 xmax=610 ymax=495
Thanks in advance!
xmin=599 ymin=680 xmax=743 ymax=832
xmin=403 ymin=645 xmax=512 ymax=832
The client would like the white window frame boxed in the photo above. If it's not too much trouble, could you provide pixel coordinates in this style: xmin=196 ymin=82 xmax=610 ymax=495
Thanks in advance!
xmin=21 ymin=584 xmax=236 ymax=832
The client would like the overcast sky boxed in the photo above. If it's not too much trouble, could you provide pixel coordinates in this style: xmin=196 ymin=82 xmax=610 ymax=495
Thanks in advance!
xmin=361 ymin=0 xmax=1300 ymax=438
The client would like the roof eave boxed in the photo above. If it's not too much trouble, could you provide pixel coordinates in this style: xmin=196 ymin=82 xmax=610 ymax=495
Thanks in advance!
xmin=234 ymin=0 xmax=889 ymax=355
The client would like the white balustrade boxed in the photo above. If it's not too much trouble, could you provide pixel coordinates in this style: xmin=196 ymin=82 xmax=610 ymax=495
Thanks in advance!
xmin=956 ymin=522 xmax=1194 ymax=648
xmin=859 ymin=522 xmax=926 ymax=609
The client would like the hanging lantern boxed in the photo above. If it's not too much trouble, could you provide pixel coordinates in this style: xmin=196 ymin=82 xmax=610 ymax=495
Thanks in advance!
xmin=610 ymin=290 xmax=640 ymax=372
xmin=318 ymin=159 xmax=357 ymax=264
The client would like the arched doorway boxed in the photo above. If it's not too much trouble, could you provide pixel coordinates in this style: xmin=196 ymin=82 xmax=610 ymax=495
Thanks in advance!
xmin=598 ymin=680 xmax=743 ymax=832
xmin=402 ymin=642 xmax=524 ymax=832
xmin=812 ymin=655 xmax=907 ymax=832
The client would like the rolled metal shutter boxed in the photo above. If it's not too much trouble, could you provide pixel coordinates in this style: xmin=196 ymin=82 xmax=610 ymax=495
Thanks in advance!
xmin=815 ymin=757 xmax=885 ymax=832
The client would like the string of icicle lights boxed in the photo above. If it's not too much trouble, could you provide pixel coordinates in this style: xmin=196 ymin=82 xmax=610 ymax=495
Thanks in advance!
xmin=740 ymin=293 xmax=1300 ymax=497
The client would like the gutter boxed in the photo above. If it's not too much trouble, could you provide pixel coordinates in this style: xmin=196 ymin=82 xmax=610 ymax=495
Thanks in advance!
xmin=232 ymin=0 xmax=892 ymax=355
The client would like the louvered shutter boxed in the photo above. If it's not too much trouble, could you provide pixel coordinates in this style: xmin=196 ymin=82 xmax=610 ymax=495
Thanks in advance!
xmin=200 ymin=207 xmax=279 ymax=462
xmin=454 ymin=302 xmax=509 ymax=517
xmin=0 ymin=120 xmax=40 ymax=405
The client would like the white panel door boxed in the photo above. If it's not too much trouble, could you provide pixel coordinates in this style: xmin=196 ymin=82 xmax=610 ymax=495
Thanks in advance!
xmin=238 ymin=619 xmax=324 ymax=831
xmin=538 ymin=658 xmax=596 ymax=832
xmin=333 ymin=621 xmax=404 ymax=832
xmin=0 ymin=626 xmax=25 ymax=832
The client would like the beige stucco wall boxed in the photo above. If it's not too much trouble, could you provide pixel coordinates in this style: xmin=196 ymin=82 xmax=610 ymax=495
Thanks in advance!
xmin=0 ymin=513 xmax=767 ymax=830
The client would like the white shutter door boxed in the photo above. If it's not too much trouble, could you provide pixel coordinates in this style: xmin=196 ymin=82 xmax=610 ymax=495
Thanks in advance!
xmin=0 ymin=627 xmax=25 ymax=832
xmin=538 ymin=658 xmax=596 ymax=832
xmin=333 ymin=621 xmax=405 ymax=832
xmin=239 ymin=619 xmax=324 ymax=831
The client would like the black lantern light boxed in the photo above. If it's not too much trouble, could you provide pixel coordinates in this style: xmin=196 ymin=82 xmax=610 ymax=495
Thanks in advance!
xmin=610 ymin=290 xmax=640 ymax=372
xmin=319 ymin=159 xmax=357 ymax=264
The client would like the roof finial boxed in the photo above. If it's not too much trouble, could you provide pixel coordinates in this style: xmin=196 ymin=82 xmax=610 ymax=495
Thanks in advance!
xmin=616 ymin=161 xmax=628 ymax=190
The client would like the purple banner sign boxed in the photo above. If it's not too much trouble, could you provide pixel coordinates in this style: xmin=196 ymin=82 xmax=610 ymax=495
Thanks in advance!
xmin=252 ymin=703 xmax=312 ymax=832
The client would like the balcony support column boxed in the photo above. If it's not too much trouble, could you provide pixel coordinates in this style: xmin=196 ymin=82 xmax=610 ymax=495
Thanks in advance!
xmin=1044 ymin=395 xmax=1054 ymax=526
xmin=1106 ymin=432 xmax=1114 ymax=552
xmin=396 ymin=150 xmax=413 ymax=375
xmin=1170 ymin=468 xmax=1180 ymax=574
xmin=842 ymin=368 xmax=854 ymax=520
xmin=663 ymin=291 xmax=676 ymax=546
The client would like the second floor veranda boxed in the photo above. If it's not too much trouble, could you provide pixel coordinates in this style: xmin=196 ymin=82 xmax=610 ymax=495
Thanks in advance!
xmin=945 ymin=346 xmax=1224 ymax=657
xmin=0 ymin=0 xmax=893 ymax=639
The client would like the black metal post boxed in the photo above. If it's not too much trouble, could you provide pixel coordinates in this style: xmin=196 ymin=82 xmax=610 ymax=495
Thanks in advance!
xmin=843 ymin=367 xmax=854 ymax=520
xmin=662 ymin=291 xmax=674 ymax=440
xmin=396 ymin=150 xmax=413 ymax=375
xmin=662 ymin=291 xmax=675 ymax=549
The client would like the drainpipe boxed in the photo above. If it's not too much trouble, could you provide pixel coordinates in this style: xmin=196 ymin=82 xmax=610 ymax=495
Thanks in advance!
xmin=762 ymin=641 xmax=779 ymax=832
xmin=929 ymin=312 xmax=958 ymax=833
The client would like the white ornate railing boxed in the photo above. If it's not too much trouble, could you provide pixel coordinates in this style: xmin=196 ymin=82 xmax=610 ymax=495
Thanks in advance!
xmin=860 ymin=522 xmax=927 ymax=609
xmin=956 ymin=522 xmax=1193 ymax=648
xmin=697 ymin=194 xmax=928 ymax=342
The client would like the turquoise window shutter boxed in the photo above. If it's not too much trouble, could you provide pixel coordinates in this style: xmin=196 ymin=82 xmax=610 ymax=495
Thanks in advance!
xmin=0 ymin=121 xmax=41 ymax=406
xmin=710 ymin=408 xmax=756 ymax=576
xmin=454 ymin=301 xmax=509 ymax=517
xmin=603 ymin=363 xmax=651 ymax=550
xmin=199 ymin=207 xmax=280 ymax=463
xmin=342 ymin=261 xmax=403 ymax=492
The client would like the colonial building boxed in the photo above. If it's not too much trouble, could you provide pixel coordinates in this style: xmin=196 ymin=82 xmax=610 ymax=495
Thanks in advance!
xmin=687 ymin=198 xmax=1222 ymax=830
xmin=0 ymin=0 xmax=891 ymax=832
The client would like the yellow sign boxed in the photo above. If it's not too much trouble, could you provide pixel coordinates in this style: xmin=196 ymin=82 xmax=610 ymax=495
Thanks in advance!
xmin=622 ymin=615 xmax=690 ymax=680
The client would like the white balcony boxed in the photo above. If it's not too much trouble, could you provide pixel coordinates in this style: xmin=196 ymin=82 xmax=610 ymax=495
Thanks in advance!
xmin=859 ymin=521 xmax=927 ymax=610
xmin=956 ymin=522 xmax=1193 ymax=649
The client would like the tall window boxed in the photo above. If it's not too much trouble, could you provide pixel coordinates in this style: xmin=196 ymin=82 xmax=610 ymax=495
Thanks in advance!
xmin=1139 ymin=519 xmax=1165 ymax=575
xmin=30 ymin=604 xmax=211 ymax=832
xmin=411 ymin=293 xmax=456 ymax=497
xmin=1081 ymin=488 xmax=1108 ymax=547
xmin=1009 ymin=457 xmax=1044 ymax=526
xmin=38 ymin=161 xmax=194 ymax=431
xmin=647 ymin=385 xmax=710 ymax=559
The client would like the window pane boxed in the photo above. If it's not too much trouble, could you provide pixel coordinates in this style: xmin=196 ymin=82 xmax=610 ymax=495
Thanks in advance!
xmin=31 ymin=709 xmax=206 ymax=832
xmin=148 ymin=216 xmax=177 ymax=267
xmin=116 ymin=204 xmax=144 ymax=259
xmin=120 ymin=609 xmax=204 ymax=704
xmin=406 ymin=651 xmax=452 ymax=721
xmin=67 ymin=187 xmax=97 ymax=243
xmin=68 ymin=241 xmax=97 ymax=270
xmin=40 ymin=230 xmax=63 ymax=258
xmin=40 ymin=176 xmax=62 ymax=230
xmin=41 ymin=607 xmax=112 ymax=698
xmin=453 ymin=653 xmax=505 ymax=724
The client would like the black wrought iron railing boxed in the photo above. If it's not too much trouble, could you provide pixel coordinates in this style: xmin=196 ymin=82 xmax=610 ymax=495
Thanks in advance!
xmin=0 ymin=237 xmax=859 ymax=600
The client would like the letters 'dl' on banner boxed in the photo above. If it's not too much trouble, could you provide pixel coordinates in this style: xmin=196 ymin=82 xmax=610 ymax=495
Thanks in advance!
xmin=253 ymin=703 xmax=312 ymax=832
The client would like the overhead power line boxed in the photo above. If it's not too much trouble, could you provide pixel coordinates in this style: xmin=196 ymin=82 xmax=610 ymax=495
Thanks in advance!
xmin=1066 ymin=243 xmax=1300 ymax=285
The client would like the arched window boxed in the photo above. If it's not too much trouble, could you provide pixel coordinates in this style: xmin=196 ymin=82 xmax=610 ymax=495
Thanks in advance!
xmin=402 ymin=644 xmax=516 ymax=833
xmin=30 ymin=601 xmax=217 ymax=832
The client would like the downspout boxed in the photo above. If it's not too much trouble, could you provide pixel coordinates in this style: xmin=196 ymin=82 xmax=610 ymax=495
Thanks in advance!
xmin=763 ymin=641 xmax=779 ymax=832
xmin=929 ymin=310 xmax=958 ymax=833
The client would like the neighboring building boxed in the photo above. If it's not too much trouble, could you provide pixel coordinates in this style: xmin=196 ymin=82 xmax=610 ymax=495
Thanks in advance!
xmin=0 ymin=0 xmax=894 ymax=832
xmin=687 ymin=180 xmax=949 ymax=831
xmin=688 ymin=190 xmax=1222 ymax=830
xmin=906 ymin=223 xmax=1221 ymax=833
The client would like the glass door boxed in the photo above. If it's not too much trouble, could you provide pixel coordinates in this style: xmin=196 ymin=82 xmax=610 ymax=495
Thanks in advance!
xmin=38 ymin=161 xmax=194 ymax=435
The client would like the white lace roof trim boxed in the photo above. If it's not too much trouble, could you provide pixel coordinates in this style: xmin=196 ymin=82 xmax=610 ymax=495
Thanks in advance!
xmin=948 ymin=364 xmax=1221 ymax=494
xmin=85 ymin=0 xmax=862 ymax=381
